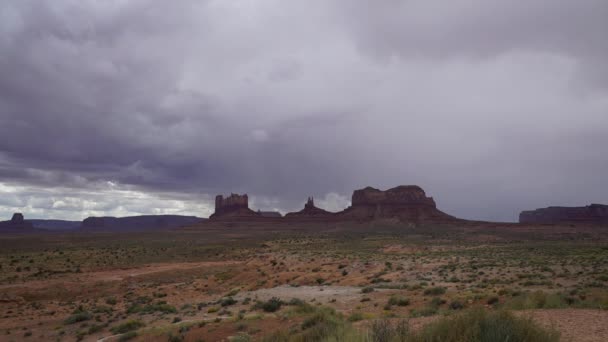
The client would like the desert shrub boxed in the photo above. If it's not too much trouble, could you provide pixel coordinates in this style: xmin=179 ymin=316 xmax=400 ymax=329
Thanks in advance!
xmin=388 ymin=295 xmax=410 ymax=307
xmin=449 ymin=300 xmax=464 ymax=310
xmin=87 ymin=324 xmax=103 ymax=334
xmin=410 ymin=306 xmax=438 ymax=317
xmin=229 ymin=333 xmax=252 ymax=342
xmin=430 ymin=297 xmax=446 ymax=307
xmin=110 ymin=320 xmax=144 ymax=334
xmin=255 ymin=297 xmax=283 ymax=313
xmin=409 ymin=309 xmax=559 ymax=342
xmin=127 ymin=302 xmax=177 ymax=314
xmin=487 ymin=296 xmax=500 ymax=305
xmin=117 ymin=331 xmax=137 ymax=341
xmin=362 ymin=287 xmax=374 ymax=293
xmin=348 ymin=312 xmax=364 ymax=322
xmin=221 ymin=297 xmax=238 ymax=307
xmin=423 ymin=287 xmax=446 ymax=296
xmin=503 ymin=291 xmax=567 ymax=310
xmin=369 ymin=319 xmax=409 ymax=342
xmin=64 ymin=311 xmax=92 ymax=325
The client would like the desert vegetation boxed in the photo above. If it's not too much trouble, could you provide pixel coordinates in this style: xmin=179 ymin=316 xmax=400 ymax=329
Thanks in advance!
xmin=1 ymin=225 xmax=607 ymax=341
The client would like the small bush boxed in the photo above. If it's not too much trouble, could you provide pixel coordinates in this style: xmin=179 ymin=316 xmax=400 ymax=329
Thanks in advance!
xmin=221 ymin=297 xmax=238 ymax=307
xmin=388 ymin=295 xmax=410 ymax=307
xmin=258 ymin=297 xmax=282 ymax=312
xmin=361 ymin=287 xmax=374 ymax=294
xmin=423 ymin=287 xmax=446 ymax=296
xmin=449 ymin=300 xmax=464 ymax=310
xmin=64 ymin=311 xmax=92 ymax=325
xmin=348 ymin=312 xmax=364 ymax=322
xmin=410 ymin=309 xmax=559 ymax=342
xmin=118 ymin=331 xmax=138 ymax=341
xmin=110 ymin=320 xmax=144 ymax=334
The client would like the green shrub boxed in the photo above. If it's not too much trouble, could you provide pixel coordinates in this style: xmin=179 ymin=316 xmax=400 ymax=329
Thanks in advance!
xmin=361 ymin=287 xmax=374 ymax=293
xmin=423 ymin=287 xmax=446 ymax=296
xmin=221 ymin=297 xmax=238 ymax=307
xmin=64 ymin=311 xmax=92 ymax=325
xmin=348 ymin=312 xmax=364 ymax=322
xmin=256 ymin=297 xmax=283 ymax=312
xmin=118 ymin=331 xmax=137 ymax=341
xmin=229 ymin=333 xmax=252 ymax=342
xmin=388 ymin=295 xmax=410 ymax=306
xmin=409 ymin=309 xmax=559 ymax=342
xmin=110 ymin=320 xmax=144 ymax=334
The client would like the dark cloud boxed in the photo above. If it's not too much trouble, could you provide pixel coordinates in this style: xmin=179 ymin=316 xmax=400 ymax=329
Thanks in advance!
xmin=0 ymin=0 xmax=607 ymax=221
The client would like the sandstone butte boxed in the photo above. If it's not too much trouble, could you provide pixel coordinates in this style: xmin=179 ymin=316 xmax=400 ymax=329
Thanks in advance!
xmin=210 ymin=185 xmax=458 ymax=223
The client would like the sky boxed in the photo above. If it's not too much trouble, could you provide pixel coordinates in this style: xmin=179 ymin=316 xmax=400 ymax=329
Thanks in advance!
xmin=1 ymin=0 xmax=607 ymax=222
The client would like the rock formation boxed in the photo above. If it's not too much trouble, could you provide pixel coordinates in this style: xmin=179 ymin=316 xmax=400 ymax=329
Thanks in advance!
xmin=0 ymin=213 xmax=35 ymax=231
xmin=285 ymin=197 xmax=333 ymax=218
xmin=519 ymin=204 xmax=608 ymax=224
xmin=338 ymin=186 xmax=456 ymax=222
xmin=210 ymin=193 xmax=260 ymax=219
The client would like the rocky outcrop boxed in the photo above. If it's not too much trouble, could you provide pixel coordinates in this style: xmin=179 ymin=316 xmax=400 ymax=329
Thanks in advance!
xmin=285 ymin=197 xmax=333 ymax=218
xmin=210 ymin=193 xmax=260 ymax=219
xmin=209 ymin=186 xmax=457 ymax=223
xmin=0 ymin=213 xmax=35 ymax=232
xmin=81 ymin=215 xmax=204 ymax=231
xmin=338 ymin=186 xmax=456 ymax=222
xmin=519 ymin=204 xmax=608 ymax=224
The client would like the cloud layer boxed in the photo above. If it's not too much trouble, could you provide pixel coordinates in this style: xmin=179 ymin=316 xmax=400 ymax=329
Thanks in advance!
xmin=1 ymin=0 xmax=607 ymax=221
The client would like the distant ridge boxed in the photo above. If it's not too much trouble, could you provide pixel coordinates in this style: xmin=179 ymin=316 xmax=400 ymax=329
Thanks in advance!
xmin=520 ymin=204 xmax=608 ymax=224
xmin=81 ymin=215 xmax=205 ymax=232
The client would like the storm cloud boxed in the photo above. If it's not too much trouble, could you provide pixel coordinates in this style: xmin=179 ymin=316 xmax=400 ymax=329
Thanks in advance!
xmin=1 ymin=0 xmax=607 ymax=221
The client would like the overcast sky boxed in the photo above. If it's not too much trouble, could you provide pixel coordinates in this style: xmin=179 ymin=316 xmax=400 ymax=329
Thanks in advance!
xmin=1 ymin=0 xmax=607 ymax=222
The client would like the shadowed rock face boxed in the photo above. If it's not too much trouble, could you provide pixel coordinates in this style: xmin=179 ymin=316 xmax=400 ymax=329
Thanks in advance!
xmin=0 ymin=213 xmax=34 ymax=231
xmin=520 ymin=204 xmax=608 ymax=224
xmin=210 ymin=193 xmax=260 ymax=219
xmin=11 ymin=213 xmax=25 ymax=224
xmin=351 ymin=186 xmax=436 ymax=207
xmin=285 ymin=197 xmax=333 ymax=218
xmin=338 ymin=186 xmax=456 ymax=222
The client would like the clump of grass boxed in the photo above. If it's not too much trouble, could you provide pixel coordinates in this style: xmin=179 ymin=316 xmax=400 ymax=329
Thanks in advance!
xmin=388 ymin=295 xmax=410 ymax=306
xmin=118 ymin=331 xmax=138 ymax=341
xmin=127 ymin=302 xmax=177 ymax=314
xmin=423 ymin=287 xmax=446 ymax=296
xmin=410 ymin=309 xmax=559 ymax=342
xmin=254 ymin=297 xmax=283 ymax=313
xmin=64 ymin=311 xmax=92 ymax=325
xmin=348 ymin=312 xmax=364 ymax=322
xmin=110 ymin=320 xmax=144 ymax=334
xmin=221 ymin=297 xmax=238 ymax=307
xmin=361 ymin=287 xmax=374 ymax=294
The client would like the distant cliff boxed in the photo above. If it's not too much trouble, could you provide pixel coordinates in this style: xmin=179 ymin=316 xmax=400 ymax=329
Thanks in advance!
xmin=337 ymin=185 xmax=456 ymax=222
xmin=0 ymin=213 xmax=36 ymax=232
xmin=212 ymin=186 xmax=457 ymax=223
xmin=520 ymin=204 xmax=608 ymax=224
xmin=81 ymin=215 xmax=205 ymax=231
xmin=210 ymin=193 xmax=260 ymax=219
xmin=285 ymin=197 xmax=333 ymax=219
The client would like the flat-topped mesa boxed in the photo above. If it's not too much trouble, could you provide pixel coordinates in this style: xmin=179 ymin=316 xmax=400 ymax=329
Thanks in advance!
xmin=520 ymin=204 xmax=608 ymax=224
xmin=339 ymin=185 xmax=455 ymax=222
xmin=210 ymin=193 xmax=260 ymax=219
xmin=285 ymin=197 xmax=333 ymax=218
xmin=352 ymin=185 xmax=437 ymax=207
